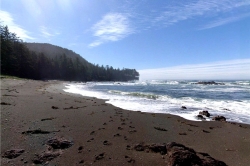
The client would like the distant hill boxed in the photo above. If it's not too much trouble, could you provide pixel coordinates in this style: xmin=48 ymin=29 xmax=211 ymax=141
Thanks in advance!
xmin=1 ymin=24 xmax=139 ymax=81
xmin=24 ymin=43 xmax=89 ymax=64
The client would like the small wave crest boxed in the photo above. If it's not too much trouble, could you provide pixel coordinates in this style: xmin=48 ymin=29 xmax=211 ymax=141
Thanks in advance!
xmin=108 ymin=90 xmax=160 ymax=100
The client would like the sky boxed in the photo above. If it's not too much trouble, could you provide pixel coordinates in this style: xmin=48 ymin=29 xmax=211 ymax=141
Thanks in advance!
xmin=1 ymin=0 xmax=250 ymax=80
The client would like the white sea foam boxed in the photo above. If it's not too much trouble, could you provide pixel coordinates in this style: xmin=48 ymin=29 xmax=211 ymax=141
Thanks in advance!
xmin=63 ymin=81 xmax=250 ymax=124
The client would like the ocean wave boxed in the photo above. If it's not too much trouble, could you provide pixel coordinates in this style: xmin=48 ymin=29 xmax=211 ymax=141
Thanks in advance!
xmin=63 ymin=81 xmax=250 ymax=124
xmin=108 ymin=90 xmax=161 ymax=100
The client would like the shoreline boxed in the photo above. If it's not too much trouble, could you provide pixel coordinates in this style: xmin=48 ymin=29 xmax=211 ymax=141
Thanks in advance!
xmin=1 ymin=78 xmax=250 ymax=165
xmin=63 ymin=81 xmax=250 ymax=125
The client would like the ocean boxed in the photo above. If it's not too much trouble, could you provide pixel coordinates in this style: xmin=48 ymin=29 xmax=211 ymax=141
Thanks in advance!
xmin=63 ymin=80 xmax=250 ymax=124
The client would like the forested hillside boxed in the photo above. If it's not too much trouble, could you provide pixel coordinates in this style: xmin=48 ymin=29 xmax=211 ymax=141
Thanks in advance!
xmin=0 ymin=25 xmax=139 ymax=81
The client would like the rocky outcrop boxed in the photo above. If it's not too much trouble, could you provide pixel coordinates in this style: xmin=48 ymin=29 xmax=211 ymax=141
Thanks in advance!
xmin=133 ymin=142 xmax=227 ymax=166
xmin=194 ymin=81 xmax=225 ymax=85
xmin=33 ymin=151 xmax=61 ymax=164
xmin=199 ymin=111 xmax=210 ymax=117
xmin=2 ymin=149 xmax=25 ymax=159
xmin=46 ymin=137 xmax=73 ymax=149
xmin=212 ymin=116 xmax=226 ymax=122
xmin=166 ymin=142 xmax=227 ymax=166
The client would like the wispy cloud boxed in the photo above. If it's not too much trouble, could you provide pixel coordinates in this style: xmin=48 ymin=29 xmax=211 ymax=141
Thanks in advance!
xmin=153 ymin=0 xmax=250 ymax=29
xmin=40 ymin=26 xmax=61 ymax=38
xmin=89 ymin=13 xmax=134 ymax=47
xmin=139 ymin=59 xmax=250 ymax=80
xmin=0 ymin=10 xmax=34 ymax=40
xmin=200 ymin=13 xmax=250 ymax=30
xmin=20 ymin=0 xmax=42 ymax=18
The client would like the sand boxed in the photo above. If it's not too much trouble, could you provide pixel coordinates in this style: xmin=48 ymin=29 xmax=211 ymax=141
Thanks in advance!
xmin=1 ymin=78 xmax=250 ymax=165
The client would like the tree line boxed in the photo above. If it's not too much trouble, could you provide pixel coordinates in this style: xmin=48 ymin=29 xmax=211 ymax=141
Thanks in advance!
xmin=0 ymin=25 xmax=139 ymax=81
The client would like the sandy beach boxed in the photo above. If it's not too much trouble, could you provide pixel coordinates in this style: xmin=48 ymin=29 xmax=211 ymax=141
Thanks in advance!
xmin=1 ymin=78 xmax=250 ymax=165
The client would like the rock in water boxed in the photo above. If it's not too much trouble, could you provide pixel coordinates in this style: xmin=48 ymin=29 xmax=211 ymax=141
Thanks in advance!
xmin=212 ymin=116 xmax=226 ymax=122
xmin=199 ymin=110 xmax=210 ymax=117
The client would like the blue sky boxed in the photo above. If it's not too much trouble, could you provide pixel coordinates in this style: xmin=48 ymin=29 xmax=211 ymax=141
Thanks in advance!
xmin=1 ymin=0 xmax=250 ymax=80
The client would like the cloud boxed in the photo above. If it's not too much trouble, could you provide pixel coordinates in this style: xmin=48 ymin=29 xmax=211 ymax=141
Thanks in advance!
xmin=138 ymin=59 xmax=250 ymax=80
xmin=153 ymin=0 xmax=250 ymax=28
xmin=89 ymin=13 xmax=134 ymax=47
xmin=40 ymin=26 xmax=61 ymax=38
xmin=200 ymin=13 xmax=250 ymax=30
xmin=0 ymin=10 xmax=34 ymax=40
xmin=21 ymin=0 xmax=42 ymax=18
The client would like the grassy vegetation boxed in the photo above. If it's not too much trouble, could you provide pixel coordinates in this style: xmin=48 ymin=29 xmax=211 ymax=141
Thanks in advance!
xmin=0 ymin=75 xmax=25 ymax=80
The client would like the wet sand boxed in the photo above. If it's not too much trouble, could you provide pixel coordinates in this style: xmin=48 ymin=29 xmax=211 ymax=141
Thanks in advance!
xmin=1 ymin=78 xmax=250 ymax=165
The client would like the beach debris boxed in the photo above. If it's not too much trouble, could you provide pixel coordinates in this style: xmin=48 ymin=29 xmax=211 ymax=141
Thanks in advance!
xmin=0 ymin=102 xmax=11 ymax=105
xmin=212 ymin=116 xmax=226 ymax=122
xmin=51 ymin=106 xmax=59 ymax=109
xmin=33 ymin=151 xmax=61 ymax=164
xmin=2 ymin=149 xmax=25 ymax=159
xmin=199 ymin=110 xmax=210 ymax=117
xmin=154 ymin=126 xmax=168 ymax=131
xmin=22 ymin=129 xmax=51 ymax=135
xmin=41 ymin=117 xmax=56 ymax=121
xmin=202 ymin=130 xmax=210 ymax=133
xmin=46 ymin=137 xmax=73 ymax=149
xmin=181 ymin=106 xmax=187 ymax=109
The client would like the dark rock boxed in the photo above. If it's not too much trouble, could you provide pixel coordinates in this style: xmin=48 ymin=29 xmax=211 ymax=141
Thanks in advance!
xmin=134 ymin=143 xmax=145 ymax=151
xmin=1 ymin=102 xmax=11 ymax=105
xmin=21 ymin=129 xmax=50 ymax=134
xmin=181 ymin=106 xmax=187 ymax=109
xmin=33 ymin=151 xmax=61 ymax=164
xmin=194 ymin=81 xmax=225 ymax=85
xmin=2 ymin=149 xmax=25 ymax=159
xmin=212 ymin=116 xmax=226 ymax=121
xmin=199 ymin=110 xmax=210 ymax=117
xmin=148 ymin=144 xmax=167 ymax=154
xmin=197 ymin=115 xmax=206 ymax=120
xmin=51 ymin=106 xmax=59 ymax=109
xmin=131 ymin=142 xmax=227 ymax=166
xmin=166 ymin=142 xmax=227 ymax=166
xmin=46 ymin=137 xmax=73 ymax=149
